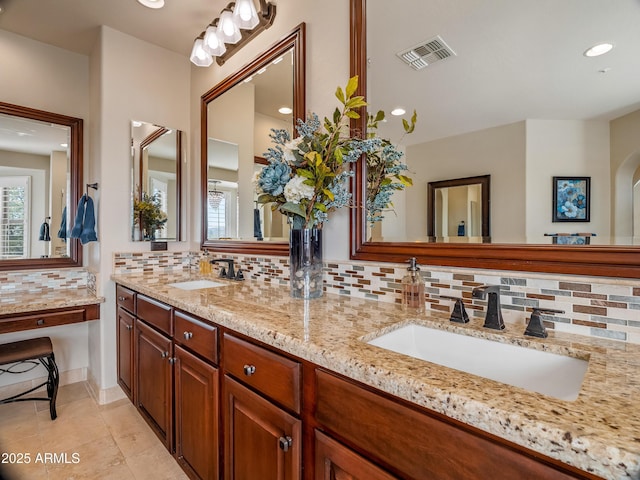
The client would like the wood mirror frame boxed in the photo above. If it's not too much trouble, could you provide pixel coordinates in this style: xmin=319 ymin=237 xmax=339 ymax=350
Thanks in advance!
xmin=200 ymin=24 xmax=305 ymax=256
xmin=0 ymin=102 xmax=83 ymax=271
xmin=349 ymin=0 xmax=640 ymax=278
xmin=427 ymin=175 xmax=490 ymax=242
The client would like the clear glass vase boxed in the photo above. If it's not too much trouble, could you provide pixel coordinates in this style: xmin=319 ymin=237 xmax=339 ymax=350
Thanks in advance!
xmin=289 ymin=228 xmax=323 ymax=299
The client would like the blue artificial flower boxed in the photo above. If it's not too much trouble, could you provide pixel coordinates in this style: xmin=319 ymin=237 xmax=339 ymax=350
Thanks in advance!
xmin=296 ymin=114 xmax=321 ymax=138
xmin=258 ymin=162 xmax=291 ymax=196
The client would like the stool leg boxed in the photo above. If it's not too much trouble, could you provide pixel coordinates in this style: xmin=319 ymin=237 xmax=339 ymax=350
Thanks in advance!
xmin=40 ymin=353 xmax=59 ymax=420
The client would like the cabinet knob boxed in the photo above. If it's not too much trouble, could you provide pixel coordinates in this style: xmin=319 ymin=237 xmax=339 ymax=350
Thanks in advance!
xmin=161 ymin=351 xmax=169 ymax=359
xmin=183 ymin=331 xmax=193 ymax=340
xmin=243 ymin=364 xmax=256 ymax=376
xmin=169 ymin=358 xmax=176 ymax=365
xmin=126 ymin=324 xmax=133 ymax=331
xmin=278 ymin=436 xmax=293 ymax=452
xmin=36 ymin=319 xmax=45 ymax=326
xmin=117 ymin=296 xmax=126 ymax=301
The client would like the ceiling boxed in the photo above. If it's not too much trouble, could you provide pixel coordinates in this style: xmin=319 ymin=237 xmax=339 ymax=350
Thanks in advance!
xmin=1 ymin=0 xmax=639 ymax=149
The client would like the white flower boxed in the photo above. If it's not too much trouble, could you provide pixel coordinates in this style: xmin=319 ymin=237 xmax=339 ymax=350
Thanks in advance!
xmin=252 ymin=171 xmax=264 ymax=194
xmin=284 ymin=175 xmax=315 ymax=203
xmin=283 ymin=137 xmax=303 ymax=163
xmin=561 ymin=201 xmax=578 ymax=218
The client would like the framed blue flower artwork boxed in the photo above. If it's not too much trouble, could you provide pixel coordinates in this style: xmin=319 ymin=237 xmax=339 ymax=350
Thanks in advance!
xmin=552 ymin=176 xmax=590 ymax=222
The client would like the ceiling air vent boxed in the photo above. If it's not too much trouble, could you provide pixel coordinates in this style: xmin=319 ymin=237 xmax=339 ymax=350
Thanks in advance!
xmin=397 ymin=35 xmax=456 ymax=71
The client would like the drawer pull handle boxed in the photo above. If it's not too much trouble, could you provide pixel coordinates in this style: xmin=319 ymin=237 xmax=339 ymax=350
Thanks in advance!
xmin=278 ymin=436 xmax=293 ymax=452
xmin=183 ymin=331 xmax=193 ymax=340
xmin=36 ymin=319 xmax=45 ymax=326
xmin=161 ymin=351 xmax=169 ymax=359
xmin=117 ymin=296 xmax=126 ymax=301
xmin=243 ymin=364 xmax=256 ymax=376
xmin=126 ymin=325 xmax=133 ymax=331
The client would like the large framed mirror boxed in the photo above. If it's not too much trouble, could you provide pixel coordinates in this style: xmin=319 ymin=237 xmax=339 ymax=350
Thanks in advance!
xmin=201 ymin=24 xmax=305 ymax=256
xmin=131 ymin=121 xmax=182 ymax=241
xmin=0 ymin=102 xmax=82 ymax=271
xmin=350 ymin=0 xmax=640 ymax=278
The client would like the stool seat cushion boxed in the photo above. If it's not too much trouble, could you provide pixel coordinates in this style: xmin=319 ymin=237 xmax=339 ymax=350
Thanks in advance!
xmin=0 ymin=337 xmax=54 ymax=365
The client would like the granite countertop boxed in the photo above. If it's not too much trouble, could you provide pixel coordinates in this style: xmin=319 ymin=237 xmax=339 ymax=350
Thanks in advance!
xmin=0 ymin=288 xmax=104 ymax=316
xmin=112 ymin=271 xmax=640 ymax=480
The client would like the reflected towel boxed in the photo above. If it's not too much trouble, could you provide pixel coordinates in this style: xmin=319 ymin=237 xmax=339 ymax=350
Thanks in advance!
xmin=38 ymin=221 xmax=51 ymax=241
xmin=80 ymin=196 xmax=97 ymax=245
xmin=70 ymin=195 xmax=86 ymax=238
xmin=57 ymin=206 xmax=67 ymax=241
xmin=253 ymin=208 xmax=263 ymax=240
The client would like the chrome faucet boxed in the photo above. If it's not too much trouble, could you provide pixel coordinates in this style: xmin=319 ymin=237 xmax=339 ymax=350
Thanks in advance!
xmin=211 ymin=258 xmax=239 ymax=280
xmin=472 ymin=285 xmax=505 ymax=330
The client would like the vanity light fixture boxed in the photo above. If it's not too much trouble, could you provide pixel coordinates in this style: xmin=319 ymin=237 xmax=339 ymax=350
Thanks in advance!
xmin=137 ymin=0 xmax=165 ymax=9
xmin=584 ymin=42 xmax=614 ymax=57
xmin=190 ymin=33 xmax=214 ymax=67
xmin=190 ymin=1 xmax=277 ymax=67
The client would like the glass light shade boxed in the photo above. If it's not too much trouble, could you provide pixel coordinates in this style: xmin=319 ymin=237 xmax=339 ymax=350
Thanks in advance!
xmin=190 ymin=38 xmax=214 ymax=67
xmin=208 ymin=190 xmax=225 ymax=209
xmin=203 ymin=25 xmax=227 ymax=56
xmin=233 ymin=0 xmax=260 ymax=29
xmin=218 ymin=9 xmax=242 ymax=44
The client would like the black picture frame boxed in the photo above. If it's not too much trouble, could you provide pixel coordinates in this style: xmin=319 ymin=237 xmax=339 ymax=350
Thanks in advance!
xmin=552 ymin=176 xmax=591 ymax=222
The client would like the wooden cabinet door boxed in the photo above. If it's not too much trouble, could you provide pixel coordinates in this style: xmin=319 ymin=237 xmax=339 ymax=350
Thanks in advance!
xmin=315 ymin=430 xmax=398 ymax=480
xmin=117 ymin=306 xmax=135 ymax=401
xmin=224 ymin=376 xmax=301 ymax=480
xmin=175 ymin=345 xmax=219 ymax=480
xmin=136 ymin=319 xmax=173 ymax=450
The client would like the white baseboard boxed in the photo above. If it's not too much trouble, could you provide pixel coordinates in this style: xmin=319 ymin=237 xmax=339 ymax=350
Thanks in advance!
xmin=86 ymin=371 xmax=126 ymax=405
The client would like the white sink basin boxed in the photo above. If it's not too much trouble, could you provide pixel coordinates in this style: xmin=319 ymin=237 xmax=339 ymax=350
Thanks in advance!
xmin=167 ymin=280 xmax=225 ymax=290
xmin=367 ymin=324 xmax=589 ymax=401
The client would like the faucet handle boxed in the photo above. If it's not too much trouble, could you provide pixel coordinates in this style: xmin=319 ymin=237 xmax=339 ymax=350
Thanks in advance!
xmin=235 ymin=268 xmax=244 ymax=281
xmin=218 ymin=266 xmax=227 ymax=278
xmin=524 ymin=307 xmax=564 ymax=338
xmin=439 ymin=295 xmax=470 ymax=324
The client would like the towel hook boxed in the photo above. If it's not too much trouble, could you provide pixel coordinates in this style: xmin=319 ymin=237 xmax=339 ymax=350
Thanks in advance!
xmin=86 ymin=182 xmax=99 ymax=196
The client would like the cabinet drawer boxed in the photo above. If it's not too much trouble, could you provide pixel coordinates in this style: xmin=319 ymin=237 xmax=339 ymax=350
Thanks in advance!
xmin=315 ymin=369 xmax=582 ymax=480
xmin=175 ymin=311 xmax=218 ymax=364
xmin=223 ymin=333 xmax=301 ymax=414
xmin=116 ymin=285 xmax=136 ymax=314
xmin=0 ymin=309 xmax=85 ymax=334
xmin=137 ymin=294 xmax=172 ymax=336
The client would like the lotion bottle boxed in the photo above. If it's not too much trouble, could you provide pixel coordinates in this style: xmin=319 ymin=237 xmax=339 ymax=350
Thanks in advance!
xmin=402 ymin=257 xmax=425 ymax=313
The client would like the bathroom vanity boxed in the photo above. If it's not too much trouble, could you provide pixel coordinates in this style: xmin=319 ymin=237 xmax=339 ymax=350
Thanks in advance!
xmin=113 ymin=272 xmax=640 ymax=480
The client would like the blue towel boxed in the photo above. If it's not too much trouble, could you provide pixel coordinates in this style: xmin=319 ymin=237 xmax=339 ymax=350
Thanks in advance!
xmin=58 ymin=206 xmax=67 ymax=241
xmin=39 ymin=221 xmax=51 ymax=241
xmin=70 ymin=195 xmax=86 ymax=238
xmin=80 ymin=196 xmax=97 ymax=245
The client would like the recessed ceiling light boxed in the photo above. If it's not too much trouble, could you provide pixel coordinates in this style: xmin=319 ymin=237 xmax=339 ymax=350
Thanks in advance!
xmin=391 ymin=108 xmax=406 ymax=116
xmin=278 ymin=107 xmax=293 ymax=115
xmin=137 ymin=0 xmax=165 ymax=9
xmin=584 ymin=43 xmax=614 ymax=57
xmin=60 ymin=143 xmax=68 ymax=148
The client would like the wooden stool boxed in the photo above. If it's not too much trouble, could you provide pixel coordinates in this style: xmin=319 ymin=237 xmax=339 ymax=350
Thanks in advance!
xmin=0 ymin=337 xmax=59 ymax=420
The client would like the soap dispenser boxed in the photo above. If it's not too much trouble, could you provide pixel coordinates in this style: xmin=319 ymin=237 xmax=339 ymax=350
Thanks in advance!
xmin=402 ymin=257 xmax=425 ymax=313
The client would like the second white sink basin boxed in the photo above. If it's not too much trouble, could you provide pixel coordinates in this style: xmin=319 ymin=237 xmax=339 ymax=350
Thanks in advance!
xmin=168 ymin=280 xmax=225 ymax=290
xmin=367 ymin=324 xmax=589 ymax=401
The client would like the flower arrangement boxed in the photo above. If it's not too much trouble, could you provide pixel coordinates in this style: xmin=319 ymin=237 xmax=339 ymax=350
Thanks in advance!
xmin=133 ymin=191 xmax=167 ymax=238
xmin=255 ymin=76 xmax=416 ymax=229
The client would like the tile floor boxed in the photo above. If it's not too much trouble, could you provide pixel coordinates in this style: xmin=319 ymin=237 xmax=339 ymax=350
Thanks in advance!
xmin=0 ymin=382 xmax=188 ymax=480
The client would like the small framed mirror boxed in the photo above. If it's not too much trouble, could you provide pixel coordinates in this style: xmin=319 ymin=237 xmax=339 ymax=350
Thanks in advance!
xmin=427 ymin=175 xmax=490 ymax=243
xmin=131 ymin=121 xmax=182 ymax=241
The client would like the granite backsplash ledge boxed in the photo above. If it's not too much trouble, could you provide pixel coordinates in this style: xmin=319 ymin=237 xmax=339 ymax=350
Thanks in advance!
xmin=113 ymin=251 xmax=640 ymax=344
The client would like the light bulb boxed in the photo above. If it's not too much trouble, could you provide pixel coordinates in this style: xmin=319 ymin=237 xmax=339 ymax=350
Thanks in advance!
xmin=219 ymin=10 xmax=241 ymax=44
xmin=203 ymin=24 xmax=226 ymax=56
xmin=233 ymin=0 xmax=259 ymax=29
xmin=190 ymin=37 xmax=213 ymax=67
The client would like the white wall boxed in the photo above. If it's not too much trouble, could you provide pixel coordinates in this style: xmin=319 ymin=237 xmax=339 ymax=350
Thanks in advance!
xmin=0 ymin=29 xmax=90 ymax=387
xmin=88 ymin=26 xmax=190 ymax=396
xmin=525 ymin=119 xmax=610 ymax=243
xmin=405 ymin=122 xmax=527 ymax=243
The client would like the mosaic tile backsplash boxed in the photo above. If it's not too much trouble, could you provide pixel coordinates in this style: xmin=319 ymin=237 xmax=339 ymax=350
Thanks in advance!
xmin=113 ymin=251 xmax=640 ymax=344
xmin=0 ymin=269 xmax=90 ymax=294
